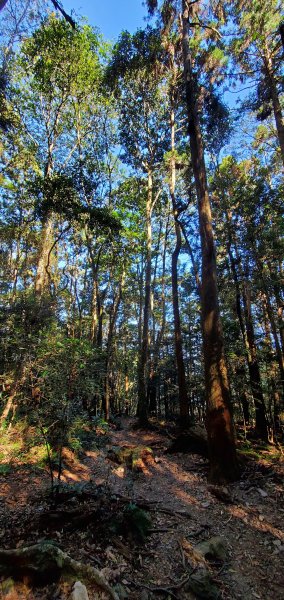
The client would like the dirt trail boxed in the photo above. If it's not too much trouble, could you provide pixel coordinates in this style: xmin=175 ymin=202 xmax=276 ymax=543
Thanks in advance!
xmin=77 ymin=418 xmax=284 ymax=599
xmin=100 ymin=419 xmax=284 ymax=599
xmin=0 ymin=418 xmax=283 ymax=599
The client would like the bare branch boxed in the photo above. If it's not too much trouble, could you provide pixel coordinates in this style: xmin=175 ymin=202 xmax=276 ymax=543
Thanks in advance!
xmin=189 ymin=21 xmax=222 ymax=39
xmin=50 ymin=0 xmax=76 ymax=29
xmin=0 ymin=0 xmax=8 ymax=12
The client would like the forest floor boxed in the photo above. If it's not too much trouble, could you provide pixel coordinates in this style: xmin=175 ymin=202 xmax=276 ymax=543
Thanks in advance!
xmin=0 ymin=417 xmax=283 ymax=600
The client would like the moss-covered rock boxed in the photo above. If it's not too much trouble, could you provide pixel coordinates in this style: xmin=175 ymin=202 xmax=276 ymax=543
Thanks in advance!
xmin=186 ymin=567 xmax=221 ymax=599
xmin=0 ymin=577 xmax=15 ymax=596
xmin=107 ymin=445 xmax=153 ymax=471
xmin=131 ymin=447 xmax=153 ymax=471
xmin=195 ymin=536 xmax=227 ymax=562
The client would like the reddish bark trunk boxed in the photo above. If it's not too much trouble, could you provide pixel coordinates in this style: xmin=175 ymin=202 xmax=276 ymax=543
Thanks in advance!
xmin=182 ymin=0 xmax=239 ymax=482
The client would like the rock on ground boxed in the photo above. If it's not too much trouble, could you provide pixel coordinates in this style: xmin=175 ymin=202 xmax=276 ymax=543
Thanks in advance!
xmin=71 ymin=581 xmax=89 ymax=600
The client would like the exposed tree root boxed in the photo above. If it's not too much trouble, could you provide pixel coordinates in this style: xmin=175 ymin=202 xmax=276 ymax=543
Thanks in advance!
xmin=0 ymin=542 xmax=119 ymax=600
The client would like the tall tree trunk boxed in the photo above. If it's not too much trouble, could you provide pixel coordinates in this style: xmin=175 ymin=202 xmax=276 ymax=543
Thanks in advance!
xmin=262 ymin=290 xmax=284 ymax=394
xmin=223 ymin=205 xmax=268 ymax=438
xmin=264 ymin=45 xmax=284 ymax=165
xmin=172 ymin=219 xmax=190 ymax=425
xmin=35 ymin=146 xmax=56 ymax=297
xmin=169 ymin=101 xmax=190 ymax=425
xmin=35 ymin=216 xmax=53 ymax=296
xmin=86 ymin=237 xmax=105 ymax=349
xmin=260 ymin=295 xmax=283 ymax=432
xmin=148 ymin=214 xmax=169 ymax=415
xmin=242 ymin=278 xmax=268 ymax=440
xmin=137 ymin=170 xmax=153 ymax=427
xmin=226 ymin=244 xmax=250 ymax=425
xmin=104 ymin=276 xmax=123 ymax=421
xmin=96 ymin=283 xmax=104 ymax=349
xmin=182 ymin=0 xmax=239 ymax=482
xmin=272 ymin=279 xmax=284 ymax=355
xmin=179 ymin=219 xmax=201 ymax=297
xmin=90 ymin=278 xmax=98 ymax=344
xmin=137 ymin=260 xmax=144 ymax=352
xmin=254 ymin=253 xmax=284 ymax=393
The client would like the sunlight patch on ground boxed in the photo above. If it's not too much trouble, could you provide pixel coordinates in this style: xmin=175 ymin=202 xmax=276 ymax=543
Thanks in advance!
xmin=226 ymin=505 xmax=284 ymax=541
xmin=85 ymin=450 xmax=100 ymax=458
xmin=172 ymin=485 xmax=201 ymax=506
xmin=60 ymin=468 xmax=90 ymax=482
xmin=112 ymin=466 xmax=125 ymax=478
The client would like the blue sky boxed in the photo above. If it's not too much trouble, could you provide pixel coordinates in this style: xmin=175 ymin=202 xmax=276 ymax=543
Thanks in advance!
xmin=63 ymin=0 xmax=148 ymax=39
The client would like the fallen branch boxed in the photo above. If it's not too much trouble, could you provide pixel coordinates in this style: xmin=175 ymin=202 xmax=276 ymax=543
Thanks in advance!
xmin=148 ymin=527 xmax=176 ymax=533
xmin=129 ymin=575 xmax=190 ymax=599
xmin=177 ymin=537 xmax=186 ymax=568
xmin=50 ymin=0 xmax=76 ymax=28
xmin=155 ymin=507 xmax=192 ymax=519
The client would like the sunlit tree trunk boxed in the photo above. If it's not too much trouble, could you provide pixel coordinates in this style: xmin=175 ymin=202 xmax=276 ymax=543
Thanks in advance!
xmin=181 ymin=0 xmax=239 ymax=482
xmin=35 ymin=135 xmax=56 ymax=296
xmin=35 ymin=216 xmax=53 ymax=296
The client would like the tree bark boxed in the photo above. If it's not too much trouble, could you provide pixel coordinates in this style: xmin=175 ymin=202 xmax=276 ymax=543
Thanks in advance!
xmin=181 ymin=0 xmax=239 ymax=482
xmin=226 ymin=244 xmax=250 ymax=425
xmin=168 ymin=96 xmax=190 ymax=425
xmin=263 ymin=45 xmax=284 ymax=166
xmin=222 ymin=203 xmax=268 ymax=439
xmin=172 ymin=219 xmax=191 ymax=425
xmin=148 ymin=215 xmax=169 ymax=415
xmin=137 ymin=170 xmax=153 ymax=427
xmin=242 ymin=278 xmax=268 ymax=440
xmin=104 ymin=273 xmax=124 ymax=421
xmin=262 ymin=290 xmax=284 ymax=395
xmin=35 ymin=216 xmax=54 ymax=296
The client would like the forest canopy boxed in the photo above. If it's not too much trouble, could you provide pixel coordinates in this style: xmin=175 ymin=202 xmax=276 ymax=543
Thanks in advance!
xmin=0 ymin=0 xmax=283 ymax=487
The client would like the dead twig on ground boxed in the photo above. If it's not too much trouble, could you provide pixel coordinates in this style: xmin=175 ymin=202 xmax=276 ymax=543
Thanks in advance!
xmin=154 ymin=507 xmax=192 ymax=519
xmin=177 ymin=537 xmax=186 ymax=568
xmin=129 ymin=574 xmax=191 ymax=599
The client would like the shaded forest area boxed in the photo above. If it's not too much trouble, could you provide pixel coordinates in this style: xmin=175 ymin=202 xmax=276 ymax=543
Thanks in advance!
xmin=0 ymin=1 xmax=283 ymax=599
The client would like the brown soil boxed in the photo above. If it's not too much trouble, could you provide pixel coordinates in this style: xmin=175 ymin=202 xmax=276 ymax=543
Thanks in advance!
xmin=0 ymin=418 xmax=283 ymax=600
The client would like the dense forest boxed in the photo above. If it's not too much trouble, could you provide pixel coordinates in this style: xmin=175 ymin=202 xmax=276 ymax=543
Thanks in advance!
xmin=0 ymin=1 xmax=283 ymax=599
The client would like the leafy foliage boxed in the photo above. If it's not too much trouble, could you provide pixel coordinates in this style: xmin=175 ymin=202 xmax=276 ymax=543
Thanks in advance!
xmin=0 ymin=0 xmax=283 ymax=493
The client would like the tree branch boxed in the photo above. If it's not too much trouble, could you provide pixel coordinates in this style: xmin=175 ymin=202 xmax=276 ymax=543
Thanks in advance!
xmin=0 ymin=0 xmax=8 ymax=11
xmin=50 ymin=0 xmax=76 ymax=29
xmin=188 ymin=21 xmax=222 ymax=39
xmin=178 ymin=219 xmax=201 ymax=296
